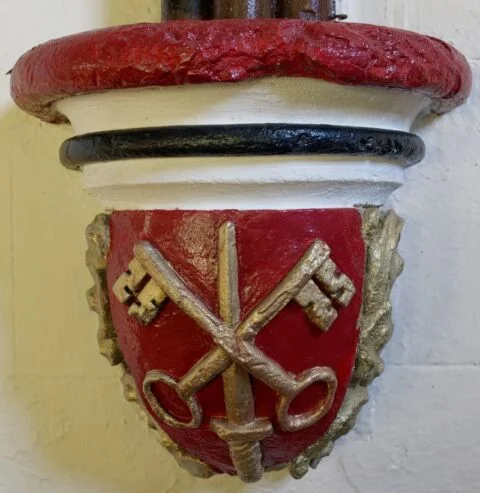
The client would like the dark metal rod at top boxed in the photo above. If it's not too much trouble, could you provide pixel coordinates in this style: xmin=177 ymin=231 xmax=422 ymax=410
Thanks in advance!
xmin=214 ymin=0 xmax=275 ymax=19
xmin=162 ymin=0 xmax=212 ymax=19
xmin=162 ymin=0 xmax=343 ymax=20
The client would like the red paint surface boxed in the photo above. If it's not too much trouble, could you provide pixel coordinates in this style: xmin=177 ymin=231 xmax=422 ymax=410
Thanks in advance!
xmin=107 ymin=209 xmax=365 ymax=473
xmin=11 ymin=20 xmax=471 ymax=123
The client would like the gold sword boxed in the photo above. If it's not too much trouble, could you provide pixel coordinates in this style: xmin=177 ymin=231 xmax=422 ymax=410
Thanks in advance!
xmin=210 ymin=222 xmax=273 ymax=483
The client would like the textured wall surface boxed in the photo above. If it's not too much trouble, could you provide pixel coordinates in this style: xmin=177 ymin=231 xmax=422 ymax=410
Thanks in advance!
xmin=0 ymin=1 xmax=479 ymax=492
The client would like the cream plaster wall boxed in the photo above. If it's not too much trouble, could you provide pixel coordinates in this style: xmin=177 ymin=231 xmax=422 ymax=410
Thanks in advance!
xmin=0 ymin=1 xmax=479 ymax=492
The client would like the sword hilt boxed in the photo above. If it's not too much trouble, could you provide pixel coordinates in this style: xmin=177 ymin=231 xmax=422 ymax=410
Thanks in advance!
xmin=229 ymin=441 xmax=264 ymax=483
xmin=211 ymin=418 xmax=273 ymax=483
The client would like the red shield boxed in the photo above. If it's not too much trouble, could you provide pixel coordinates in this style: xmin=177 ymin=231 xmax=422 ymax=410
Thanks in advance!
xmin=106 ymin=209 xmax=365 ymax=475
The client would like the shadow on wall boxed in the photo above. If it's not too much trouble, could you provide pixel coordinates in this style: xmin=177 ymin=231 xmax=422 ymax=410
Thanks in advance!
xmin=0 ymin=2 xmax=290 ymax=492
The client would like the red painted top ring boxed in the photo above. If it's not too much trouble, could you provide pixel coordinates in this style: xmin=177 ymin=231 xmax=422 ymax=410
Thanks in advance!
xmin=11 ymin=19 xmax=472 ymax=124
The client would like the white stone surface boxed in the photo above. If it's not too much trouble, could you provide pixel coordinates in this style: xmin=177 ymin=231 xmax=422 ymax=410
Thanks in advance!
xmin=58 ymin=80 xmax=428 ymax=209
xmin=0 ymin=1 xmax=479 ymax=492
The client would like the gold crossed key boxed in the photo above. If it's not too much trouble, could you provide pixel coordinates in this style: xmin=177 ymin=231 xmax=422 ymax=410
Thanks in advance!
xmin=113 ymin=222 xmax=355 ymax=482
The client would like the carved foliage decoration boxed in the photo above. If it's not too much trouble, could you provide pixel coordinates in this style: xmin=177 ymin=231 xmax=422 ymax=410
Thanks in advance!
xmin=290 ymin=208 xmax=404 ymax=478
xmin=86 ymin=214 xmax=216 ymax=479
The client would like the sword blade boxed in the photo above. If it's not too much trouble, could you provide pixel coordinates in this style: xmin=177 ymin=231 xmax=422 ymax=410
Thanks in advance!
xmin=217 ymin=221 xmax=266 ymax=482
xmin=218 ymin=222 xmax=252 ymax=419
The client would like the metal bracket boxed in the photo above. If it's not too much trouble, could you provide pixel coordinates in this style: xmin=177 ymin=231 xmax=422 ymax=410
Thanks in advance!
xmin=162 ymin=0 xmax=347 ymax=21
xmin=283 ymin=1 xmax=348 ymax=21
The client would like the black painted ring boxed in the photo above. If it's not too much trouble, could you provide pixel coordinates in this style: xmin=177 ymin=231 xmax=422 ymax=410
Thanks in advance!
xmin=60 ymin=124 xmax=425 ymax=170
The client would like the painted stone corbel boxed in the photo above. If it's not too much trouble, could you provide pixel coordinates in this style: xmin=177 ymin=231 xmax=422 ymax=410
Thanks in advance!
xmin=10 ymin=10 xmax=471 ymax=483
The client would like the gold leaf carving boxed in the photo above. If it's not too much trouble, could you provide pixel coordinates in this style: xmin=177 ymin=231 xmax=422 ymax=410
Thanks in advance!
xmin=86 ymin=214 xmax=215 ymax=479
xmin=289 ymin=207 xmax=404 ymax=479
xmin=86 ymin=208 xmax=403 ymax=482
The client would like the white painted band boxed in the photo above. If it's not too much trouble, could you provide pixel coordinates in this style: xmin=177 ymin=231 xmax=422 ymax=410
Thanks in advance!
xmin=57 ymin=78 xmax=429 ymax=210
